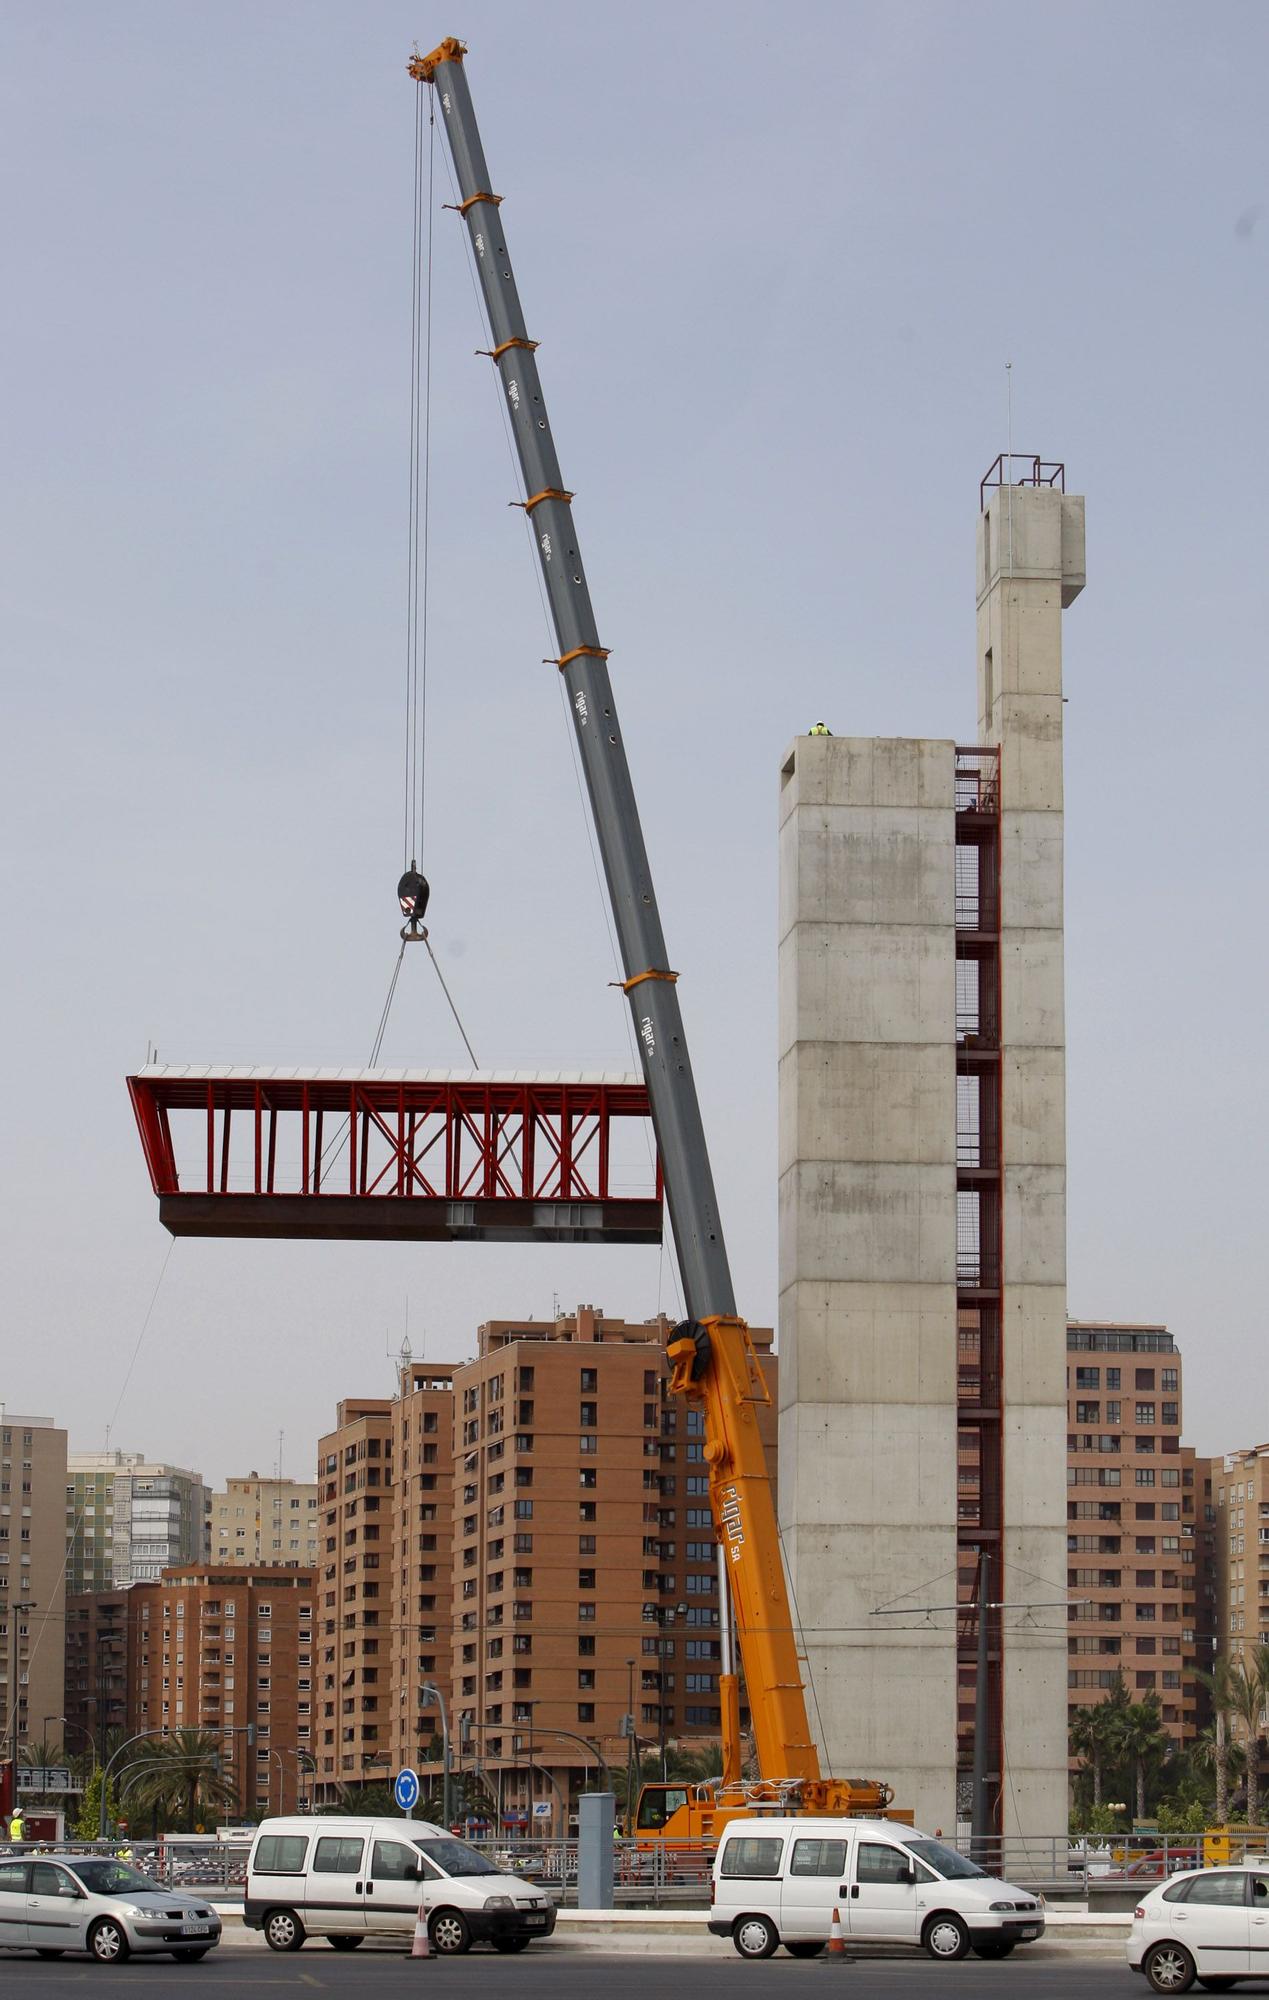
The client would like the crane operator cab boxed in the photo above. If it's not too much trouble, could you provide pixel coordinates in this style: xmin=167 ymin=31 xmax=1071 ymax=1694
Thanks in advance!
xmin=634 ymin=1784 xmax=690 ymax=1832
xmin=398 ymin=867 xmax=430 ymax=939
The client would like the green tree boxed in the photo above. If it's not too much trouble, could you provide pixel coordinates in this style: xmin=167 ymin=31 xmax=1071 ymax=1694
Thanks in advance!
xmin=1226 ymin=1650 xmax=1269 ymax=1829
xmin=127 ymin=1730 xmax=239 ymax=1833
xmin=1112 ymin=1694 xmax=1171 ymax=1822
xmin=1071 ymin=1700 xmax=1118 ymax=1807
xmin=1192 ymin=1657 xmax=1241 ymax=1825
xmin=75 ymin=1767 xmax=118 ymax=1840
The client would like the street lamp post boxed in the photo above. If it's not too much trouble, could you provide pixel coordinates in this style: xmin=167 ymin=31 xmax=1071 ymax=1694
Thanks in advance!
xmin=418 ymin=1681 xmax=452 ymax=1830
xmin=98 ymin=1728 xmax=172 ymax=1839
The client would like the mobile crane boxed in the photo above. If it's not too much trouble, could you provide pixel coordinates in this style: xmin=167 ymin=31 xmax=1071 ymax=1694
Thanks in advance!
xmin=409 ymin=38 xmax=909 ymax=1848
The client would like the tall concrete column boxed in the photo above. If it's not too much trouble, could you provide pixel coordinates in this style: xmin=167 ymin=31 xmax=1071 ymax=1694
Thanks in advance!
xmin=777 ymin=735 xmax=959 ymax=1832
xmin=976 ymin=480 xmax=1085 ymax=1833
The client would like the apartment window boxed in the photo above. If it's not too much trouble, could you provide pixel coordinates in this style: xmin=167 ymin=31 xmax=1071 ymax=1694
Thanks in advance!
xmin=579 ymin=1369 xmax=597 ymax=1393
xmin=1161 ymin=1369 xmax=1178 ymax=1392
xmin=579 ymin=1470 xmax=597 ymax=1490
xmin=1135 ymin=1404 xmax=1156 ymax=1426
xmin=578 ymin=1670 xmax=595 ymax=1689
xmin=579 ymin=1536 xmax=596 ymax=1555
xmin=579 ymin=1435 xmax=598 ymax=1455
xmin=578 ymin=1603 xmax=596 ymax=1622
xmin=513 ymin=1533 xmax=533 ymax=1553
xmin=579 ymin=1502 xmax=596 ymax=1523
xmin=579 ymin=1403 xmax=597 ymax=1429
xmin=1161 ymin=1403 xmax=1179 ymax=1428
xmin=577 ymin=1704 xmax=595 ymax=1723
xmin=514 ymin=1468 xmax=533 ymax=1488
xmin=514 ymin=1501 xmax=533 ymax=1520
xmin=578 ymin=1635 xmax=595 ymax=1657
xmin=1135 ymin=1470 xmax=1156 ymax=1488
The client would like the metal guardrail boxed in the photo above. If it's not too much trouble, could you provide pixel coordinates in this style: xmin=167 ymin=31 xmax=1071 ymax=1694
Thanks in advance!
xmin=2 ymin=1829 xmax=1263 ymax=1909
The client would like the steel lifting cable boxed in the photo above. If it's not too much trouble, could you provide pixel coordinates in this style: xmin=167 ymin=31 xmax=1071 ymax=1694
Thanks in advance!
xmin=403 ymin=78 xmax=436 ymax=871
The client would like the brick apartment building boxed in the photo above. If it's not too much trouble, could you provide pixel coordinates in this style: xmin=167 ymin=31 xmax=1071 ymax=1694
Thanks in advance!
xmin=453 ymin=1306 xmax=775 ymax=1828
xmin=314 ymin=1307 xmax=776 ymax=1827
xmin=1066 ymin=1323 xmax=1199 ymax=1751
xmin=314 ymin=1363 xmax=456 ymax=1805
xmin=65 ymin=1589 xmax=143 ymax=1756
xmin=1205 ymin=1446 xmax=1269 ymax=1664
xmin=130 ymin=1566 xmax=316 ymax=1818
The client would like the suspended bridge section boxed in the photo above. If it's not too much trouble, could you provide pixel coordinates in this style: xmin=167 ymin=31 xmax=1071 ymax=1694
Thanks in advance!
xmin=128 ymin=1066 xmax=663 ymax=1246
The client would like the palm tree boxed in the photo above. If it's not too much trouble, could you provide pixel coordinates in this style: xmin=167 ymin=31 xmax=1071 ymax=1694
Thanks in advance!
xmin=1227 ymin=1652 xmax=1269 ymax=1829
xmin=128 ymin=1729 xmax=239 ymax=1833
xmin=1112 ymin=1694 xmax=1171 ymax=1822
xmin=1191 ymin=1656 xmax=1240 ymax=1825
xmin=1070 ymin=1703 xmax=1116 ymax=1807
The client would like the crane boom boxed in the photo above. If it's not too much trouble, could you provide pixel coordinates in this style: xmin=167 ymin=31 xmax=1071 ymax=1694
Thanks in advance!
xmin=409 ymin=37 xmax=732 ymax=1318
xmin=411 ymin=39 xmax=896 ymax=1823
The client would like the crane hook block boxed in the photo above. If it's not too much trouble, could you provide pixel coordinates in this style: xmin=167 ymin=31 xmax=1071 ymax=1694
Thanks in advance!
xmin=398 ymin=868 xmax=430 ymax=936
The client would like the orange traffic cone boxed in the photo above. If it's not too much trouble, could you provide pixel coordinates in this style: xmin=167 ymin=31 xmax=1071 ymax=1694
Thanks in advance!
xmin=827 ymin=1905 xmax=846 ymax=1957
xmin=411 ymin=1898 xmax=431 ymax=1958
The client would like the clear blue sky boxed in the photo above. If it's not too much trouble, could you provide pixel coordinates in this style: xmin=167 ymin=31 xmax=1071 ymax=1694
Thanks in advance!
xmin=2 ymin=0 xmax=1265 ymax=1478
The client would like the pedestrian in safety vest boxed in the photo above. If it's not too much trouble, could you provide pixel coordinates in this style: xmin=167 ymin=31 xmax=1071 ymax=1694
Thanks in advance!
xmin=8 ymin=1810 xmax=25 ymax=1843
xmin=809 ymin=720 xmax=832 ymax=736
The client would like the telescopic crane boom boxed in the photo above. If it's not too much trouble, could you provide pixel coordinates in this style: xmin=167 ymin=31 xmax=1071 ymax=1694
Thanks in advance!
xmin=411 ymin=38 xmax=900 ymax=1838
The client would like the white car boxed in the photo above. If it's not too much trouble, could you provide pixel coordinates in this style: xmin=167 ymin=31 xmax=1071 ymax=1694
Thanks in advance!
xmin=245 ymin=1815 xmax=556 ymax=1955
xmin=0 ymin=1853 xmax=222 ymax=1963
xmin=1127 ymin=1861 xmax=1269 ymax=1992
xmin=710 ymin=1817 xmax=1044 ymax=1961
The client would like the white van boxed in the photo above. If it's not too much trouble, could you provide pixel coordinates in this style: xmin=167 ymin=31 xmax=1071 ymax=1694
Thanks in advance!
xmin=244 ymin=1816 xmax=556 ymax=1955
xmin=710 ymin=1818 xmax=1045 ymax=1961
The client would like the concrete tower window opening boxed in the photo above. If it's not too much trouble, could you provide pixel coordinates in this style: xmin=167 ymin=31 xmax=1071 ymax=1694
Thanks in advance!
xmin=956 ymin=1188 xmax=1000 ymax=1291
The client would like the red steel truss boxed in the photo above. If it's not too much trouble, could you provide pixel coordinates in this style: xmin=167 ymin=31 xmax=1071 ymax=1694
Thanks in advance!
xmin=128 ymin=1067 xmax=663 ymax=1246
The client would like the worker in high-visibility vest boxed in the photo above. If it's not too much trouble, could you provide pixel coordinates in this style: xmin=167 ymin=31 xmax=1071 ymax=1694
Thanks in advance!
xmin=9 ymin=1809 xmax=25 ymax=1843
xmin=809 ymin=720 xmax=832 ymax=736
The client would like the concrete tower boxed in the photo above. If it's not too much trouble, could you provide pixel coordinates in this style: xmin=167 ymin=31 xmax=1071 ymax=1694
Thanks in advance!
xmin=777 ymin=463 xmax=1084 ymax=1839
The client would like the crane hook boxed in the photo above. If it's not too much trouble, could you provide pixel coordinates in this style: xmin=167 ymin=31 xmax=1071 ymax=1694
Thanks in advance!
xmin=398 ymin=866 xmax=430 ymax=942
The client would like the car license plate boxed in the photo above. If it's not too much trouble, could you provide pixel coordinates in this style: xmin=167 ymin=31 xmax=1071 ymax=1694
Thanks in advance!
xmin=1020 ymin=1926 xmax=1039 ymax=1938
xmin=524 ymin=1915 xmax=546 ymax=1927
xmin=181 ymin=1924 xmax=210 ymax=1936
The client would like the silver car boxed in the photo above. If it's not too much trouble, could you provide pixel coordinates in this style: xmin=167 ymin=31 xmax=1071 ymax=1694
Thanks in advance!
xmin=0 ymin=1853 xmax=222 ymax=1963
